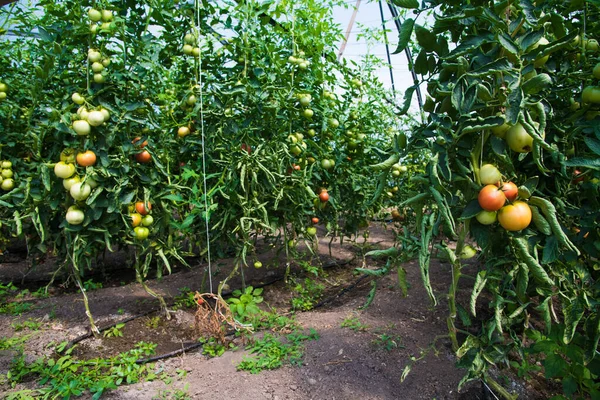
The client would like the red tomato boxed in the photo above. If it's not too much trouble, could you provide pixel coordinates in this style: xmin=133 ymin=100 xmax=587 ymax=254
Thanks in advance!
xmin=241 ymin=143 xmax=252 ymax=154
xmin=498 ymin=201 xmax=532 ymax=231
xmin=319 ymin=190 xmax=329 ymax=202
xmin=132 ymin=137 xmax=148 ymax=148
xmin=478 ymin=185 xmax=506 ymax=211
xmin=76 ymin=150 xmax=97 ymax=167
xmin=499 ymin=181 xmax=518 ymax=202
xmin=135 ymin=201 xmax=152 ymax=215
xmin=311 ymin=217 xmax=319 ymax=224
xmin=135 ymin=151 xmax=152 ymax=163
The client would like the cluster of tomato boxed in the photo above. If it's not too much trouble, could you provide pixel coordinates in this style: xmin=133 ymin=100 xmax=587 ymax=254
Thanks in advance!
xmin=129 ymin=201 xmax=153 ymax=240
xmin=0 ymin=81 xmax=7 ymax=102
xmin=287 ymin=50 xmax=311 ymax=70
xmin=55 ymin=149 xmax=98 ymax=225
xmin=87 ymin=8 xmax=117 ymax=36
xmin=71 ymin=93 xmax=110 ymax=136
xmin=0 ymin=160 xmax=15 ymax=191
xmin=181 ymin=31 xmax=201 ymax=58
xmin=475 ymin=164 xmax=531 ymax=231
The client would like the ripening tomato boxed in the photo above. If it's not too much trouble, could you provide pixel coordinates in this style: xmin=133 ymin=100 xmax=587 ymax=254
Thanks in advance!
xmin=241 ymin=143 xmax=252 ymax=154
xmin=132 ymin=137 xmax=148 ymax=148
xmin=130 ymin=213 xmax=142 ymax=227
xmin=76 ymin=150 xmax=97 ymax=167
xmin=319 ymin=190 xmax=329 ymax=202
xmin=478 ymin=185 xmax=506 ymax=211
xmin=135 ymin=151 xmax=152 ymax=163
xmin=499 ymin=181 xmax=518 ymax=202
xmin=497 ymin=201 xmax=532 ymax=231
xmin=311 ymin=217 xmax=319 ymax=224
xmin=135 ymin=201 xmax=152 ymax=215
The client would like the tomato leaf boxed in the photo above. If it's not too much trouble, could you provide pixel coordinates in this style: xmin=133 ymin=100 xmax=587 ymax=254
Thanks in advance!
xmin=498 ymin=33 xmax=519 ymax=57
xmin=392 ymin=18 xmax=414 ymax=55
xmin=470 ymin=270 xmax=487 ymax=317
xmin=542 ymin=236 xmax=559 ymax=264
xmin=584 ymin=137 xmax=600 ymax=156
xmin=506 ymin=87 xmax=523 ymax=125
xmin=396 ymin=85 xmax=416 ymax=115
xmin=563 ymin=296 xmax=585 ymax=344
xmin=460 ymin=199 xmax=483 ymax=220
xmin=414 ymin=24 xmax=438 ymax=52
xmin=391 ymin=0 xmax=419 ymax=9
xmin=563 ymin=157 xmax=600 ymax=170
xmin=397 ymin=267 xmax=408 ymax=297
xmin=467 ymin=58 xmax=513 ymax=77
xmin=522 ymin=73 xmax=552 ymax=95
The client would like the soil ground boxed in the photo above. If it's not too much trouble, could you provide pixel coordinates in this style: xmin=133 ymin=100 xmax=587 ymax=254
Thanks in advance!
xmin=0 ymin=223 xmax=549 ymax=399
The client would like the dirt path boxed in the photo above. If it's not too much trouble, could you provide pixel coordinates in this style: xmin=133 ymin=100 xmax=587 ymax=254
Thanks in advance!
xmin=0 ymin=223 xmax=532 ymax=399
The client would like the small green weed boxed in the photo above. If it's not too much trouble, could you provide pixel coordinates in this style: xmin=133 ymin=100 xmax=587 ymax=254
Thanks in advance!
xmin=83 ymin=279 xmax=103 ymax=291
xmin=237 ymin=329 xmax=319 ymax=373
xmin=172 ymin=287 xmax=196 ymax=310
xmin=153 ymin=384 xmax=191 ymax=400
xmin=145 ymin=316 xmax=161 ymax=329
xmin=11 ymin=319 xmax=42 ymax=332
xmin=372 ymin=333 xmax=404 ymax=352
xmin=6 ymin=341 xmax=158 ymax=399
xmin=250 ymin=310 xmax=299 ymax=332
xmin=341 ymin=315 xmax=369 ymax=332
xmin=117 ymin=308 xmax=125 ymax=315
xmin=290 ymin=278 xmax=324 ymax=311
xmin=0 ymin=334 xmax=31 ymax=351
xmin=200 ymin=337 xmax=235 ymax=358
xmin=228 ymin=286 xmax=263 ymax=321
xmin=0 ymin=301 xmax=34 ymax=315
xmin=103 ymin=323 xmax=125 ymax=338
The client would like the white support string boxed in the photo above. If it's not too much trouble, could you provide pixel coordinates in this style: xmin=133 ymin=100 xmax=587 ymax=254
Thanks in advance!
xmin=196 ymin=0 xmax=213 ymax=294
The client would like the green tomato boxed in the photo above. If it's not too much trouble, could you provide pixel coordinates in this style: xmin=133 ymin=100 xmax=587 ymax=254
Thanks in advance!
xmin=254 ymin=261 xmax=263 ymax=269
xmin=1 ymin=178 xmax=14 ymax=191
xmin=70 ymin=182 xmax=92 ymax=201
xmin=479 ymin=164 xmax=502 ymax=185
xmin=505 ymin=123 xmax=534 ymax=153
xmin=134 ymin=226 xmax=150 ymax=240
xmin=141 ymin=215 xmax=154 ymax=226
xmin=475 ymin=210 xmax=497 ymax=225
xmin=66 ymin=206 xmax=85 ymax=225
xmin=306 ymin=227 xmax=317 ymax=236
xmin=88 ymin=8 xmax=102 ymax=22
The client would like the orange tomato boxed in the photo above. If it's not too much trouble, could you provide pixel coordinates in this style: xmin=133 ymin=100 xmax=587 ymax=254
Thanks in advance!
xmin=478 ymin=185 xmax=506 ymax=211
xmin=498 ymin=201 xmax=532 ymax=231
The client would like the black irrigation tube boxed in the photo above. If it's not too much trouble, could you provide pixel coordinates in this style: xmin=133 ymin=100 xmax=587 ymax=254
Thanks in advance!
xmin=312 ymin=274 xmax=371 ymax=310
xmin=62 ymin=258 xmax=356 ymax=356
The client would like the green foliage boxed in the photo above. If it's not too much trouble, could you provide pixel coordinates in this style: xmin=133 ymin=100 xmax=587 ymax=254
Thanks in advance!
xmin=172 ymin=288 xmax=196 ymax=311
xmin=144 ymin=316 xmax=161 ymax=329
xmin=392 ymin=0 xmax=600 ymax=397
xmin=6 ymin=341 xmax=158 ymax=399
xmin=340 ymin=315 xmax=369 ymax=332
xmin=290 ymin=278 xmax=324 ymax=311
xmin=11 ymin=319 xmax=42 ymax=332
xmin=237 ymin=329 xmax=319 ymax=374
xmin=103 ymin=323 xmax=125 ymax=338
xmin=83 ymin=279 xmax=103 ymax=291
xmin=199 ymin=337 xmax=235 ymax=358
xmin=372 ymin=333 xmax=404 ymax=352
xmin=153 ymin=384 xmax=191 ymax=400
xmin=228 ymin=286 xmax=264 ymax=320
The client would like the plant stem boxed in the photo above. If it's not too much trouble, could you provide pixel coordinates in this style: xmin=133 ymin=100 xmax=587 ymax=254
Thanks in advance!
xmin=135 ymin=267 xmax=170 ymax=320
xmin=70 ymin=262 xmax=100 ymax=336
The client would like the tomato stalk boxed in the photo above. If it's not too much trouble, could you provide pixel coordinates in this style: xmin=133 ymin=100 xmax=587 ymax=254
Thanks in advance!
xmin=134 ymin=252 xmax=171 ymax=320
xmin=68 ymin=245 xmax=100 ymax=336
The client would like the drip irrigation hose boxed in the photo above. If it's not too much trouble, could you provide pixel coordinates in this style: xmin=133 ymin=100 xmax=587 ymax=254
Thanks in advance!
xmin=61 ymin=258 xmax=355 ymax=353
xmin=312 ymin=274 xmax=371 ymax=309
